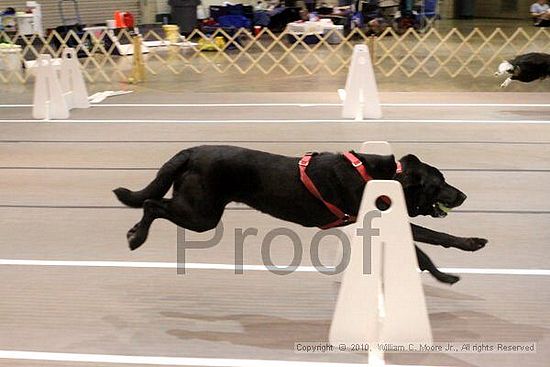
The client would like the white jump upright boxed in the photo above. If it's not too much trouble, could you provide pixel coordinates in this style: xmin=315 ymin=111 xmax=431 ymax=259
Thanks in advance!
xmin=339 ymin=44 xmax=382 ymax=120
xmin=359 ymin=141 xmax=393 ymax=156
xmin=330 ymin=142 xmax=432 ymax=365
xmin=333 ymin=141 xmax=394 ymax=283
xmin=33 ymin=48 xmax=90 ymax=119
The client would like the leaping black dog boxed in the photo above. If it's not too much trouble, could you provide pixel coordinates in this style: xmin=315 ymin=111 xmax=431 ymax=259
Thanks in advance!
xmin=495 ymin=52 xmax=550 ymax=88
xmin=114 ymin=145 xmax=487 ymax=284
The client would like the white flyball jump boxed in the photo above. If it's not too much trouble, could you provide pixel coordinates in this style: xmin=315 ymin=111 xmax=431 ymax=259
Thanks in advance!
xmin=339 ymin=44 xmax=382 ymax=120
xmin=358 ymin=140 xmax=393 ymax=156
xmin=33 ymin=48 xmax=90 ymax=120
xmin=332 ymin=141 xmax=394 ymax=282
xmin=330 ymin=141 xmax=432 ymax=366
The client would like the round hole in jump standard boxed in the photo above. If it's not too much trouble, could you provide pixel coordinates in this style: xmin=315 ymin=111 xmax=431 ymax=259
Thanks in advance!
xmin=375 ymin=195 xmax=392 ymax=211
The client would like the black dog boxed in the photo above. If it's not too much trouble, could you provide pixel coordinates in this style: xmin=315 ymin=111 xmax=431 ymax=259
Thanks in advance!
xmin=114 ymin=145 xmax=487 ymax=284
xmin=495 ymin=52 xmax=550 ymax=87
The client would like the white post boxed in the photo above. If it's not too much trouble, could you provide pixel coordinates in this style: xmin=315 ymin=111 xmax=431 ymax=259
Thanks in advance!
xmin=60 ymin=48 xmax=90 ymax=110
xmin=32 ymin=54 xmax=68 ymax=120
xmin=29 ymin=1 xmax=44 ymax=37
xmin=340 ymin=44 xmax=382 ymax=120
xmin=329 ymin=180 xmax=432 ymax=365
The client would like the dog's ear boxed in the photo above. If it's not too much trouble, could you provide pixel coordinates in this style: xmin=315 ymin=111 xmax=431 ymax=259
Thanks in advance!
xmin=398 ymin=155 xmax=422 ymax=187
xmin=357 ymin=153 xmax=397 ymax=179
xmin=376 ymin=154 xmax=398 ymax=178
xmin=400 ymin=154 xmax=421 ymax=166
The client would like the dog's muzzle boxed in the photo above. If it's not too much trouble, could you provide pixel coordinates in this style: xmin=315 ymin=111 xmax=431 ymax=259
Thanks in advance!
xmin=431 ymin=202 xmax=450 ymax=218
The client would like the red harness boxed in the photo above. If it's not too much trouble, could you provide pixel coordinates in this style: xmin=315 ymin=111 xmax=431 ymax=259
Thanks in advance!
xmin=299 ymin=152 xmax=402 ymax=229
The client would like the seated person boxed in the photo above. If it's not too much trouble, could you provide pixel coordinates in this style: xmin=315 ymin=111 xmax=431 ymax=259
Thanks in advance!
xmin=367 ymin=16 xmax=390 ymax=35
xmin=255 ymin=0 xmax=268 ymax=10
xmin=266 ymin=0 xmax=282 ymax=11
xmin=305 ymin=0 xmax=316 ymax=12
xmin=254 ymin=1 xmax=271 ymax=26
xmin=531 ymin=0 xmax=550 ymax=26
xmin=316 ymin=2 xmax=334 ymax=14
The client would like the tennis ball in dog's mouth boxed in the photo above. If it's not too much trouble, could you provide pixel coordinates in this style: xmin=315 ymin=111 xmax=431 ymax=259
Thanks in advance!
xmin=437 ymin=202 xmax=452 ymax=214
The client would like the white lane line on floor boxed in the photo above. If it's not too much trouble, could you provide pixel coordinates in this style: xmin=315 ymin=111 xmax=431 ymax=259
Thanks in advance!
xmin=0 ymin=260 xmax=314 ymax=271
xmin=440 ymin=268 xmax=550 ymax=275
xmin=1 ymin=259 xmax=549 ymax=276
xmin=1 ymin=118 xmax=550 ymax=124
xmin=0 ymin=350 xmax=421 ymax=367
xmin=386 ymin=103 xmax=550 ymax=107
xmin=2 ymin=102 xmax=550 ymax=108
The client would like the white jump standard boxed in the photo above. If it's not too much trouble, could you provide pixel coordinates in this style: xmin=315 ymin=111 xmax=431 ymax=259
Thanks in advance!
xmin=339 ymin=44 xmax=382 ymax=120
xmin=330 ymin=143 xmax=432 ymax=366
xmin=32 ymin=48 xmax=90 ymax=120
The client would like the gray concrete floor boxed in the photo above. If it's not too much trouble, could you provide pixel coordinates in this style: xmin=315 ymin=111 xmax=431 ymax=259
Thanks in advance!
xmin=0 ymin=90 xmax=549 ymax=367
xmin=3 ymin=70 xmax=549 ymax=95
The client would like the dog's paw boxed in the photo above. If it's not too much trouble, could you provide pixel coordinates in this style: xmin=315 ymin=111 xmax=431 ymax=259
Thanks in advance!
xmin=436 ymin=271 xmax=460 ymax=285
xmin=127 ymin=224 xmax=146 ymax=251
xmin=500 ymin=79 xmax=512 ymax=88
xmin=456 ymin=237 xmax=487 ymax=252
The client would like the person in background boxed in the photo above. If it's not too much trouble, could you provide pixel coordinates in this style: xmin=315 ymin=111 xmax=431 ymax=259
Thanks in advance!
xmin=255 ymin=0 xmax=267 ymax=11
xmin=531 ymin=0 xmax=550 ymax=26
xmin=305 ymin=0 xmax=316 ymax=13
xmin=367 ymin=16 xmax=390 ymax=35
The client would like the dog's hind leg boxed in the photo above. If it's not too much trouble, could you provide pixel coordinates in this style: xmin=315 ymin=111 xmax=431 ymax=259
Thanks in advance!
xmin=114 ymin=150 xmax=190 ymax=208
xmin=127 ymin=198 xmax=222 ymax=250
xmin=415 ymin=246 xmax=459 ymax=284
xmin=411 ymin=224 xmax=487 ymax=251
xmin=127 ymin=199 xmax=172 ymax=250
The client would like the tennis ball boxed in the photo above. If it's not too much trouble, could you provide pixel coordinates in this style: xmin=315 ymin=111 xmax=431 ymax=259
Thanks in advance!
xmin=437 ymin=202 xmax=452 ymax=214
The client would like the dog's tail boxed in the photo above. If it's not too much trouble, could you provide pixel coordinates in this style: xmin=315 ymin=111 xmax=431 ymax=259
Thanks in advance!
xmin=113 ymin=150 xmax=190 ymax=208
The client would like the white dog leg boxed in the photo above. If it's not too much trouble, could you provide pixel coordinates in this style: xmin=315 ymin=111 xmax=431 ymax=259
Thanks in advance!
xmin=500 ymin=77 xmax=512 ymax=88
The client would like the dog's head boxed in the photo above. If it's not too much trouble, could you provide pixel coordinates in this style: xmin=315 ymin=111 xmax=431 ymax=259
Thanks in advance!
xmin=497 ymin=60 xmax=519 ymax=76
xmin=396 ymin=155 xmax=466 ymax=218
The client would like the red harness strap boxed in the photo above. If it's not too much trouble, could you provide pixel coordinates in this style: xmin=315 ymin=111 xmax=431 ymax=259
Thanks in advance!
xmin=299 ymin=152 xmax=374 ymax=229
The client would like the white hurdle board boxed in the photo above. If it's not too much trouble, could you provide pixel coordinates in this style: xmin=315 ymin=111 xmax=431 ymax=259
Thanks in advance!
xmin=359 ymin=141 xmax=393 ymax=156
xmin=339 ymin=44 xmax=382 ymax=120
xmin=329 ymin=142 xmax=432 ymax=366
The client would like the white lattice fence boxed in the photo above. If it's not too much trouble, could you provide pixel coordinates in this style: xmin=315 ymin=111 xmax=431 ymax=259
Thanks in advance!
xmin=0 ymin=26 xmax=549 ymax=83
xmin=373 ymin=27 xmax=550 ymax=77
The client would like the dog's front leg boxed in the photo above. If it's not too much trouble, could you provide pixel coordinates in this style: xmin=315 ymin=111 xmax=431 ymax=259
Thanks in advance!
xmin=415 ymin=246 xmax=459 ymax=284
xmin=500 ymin=77 xmax=512 ymax=88
xmin=411 ymin=223 xmax=487 ymax=252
